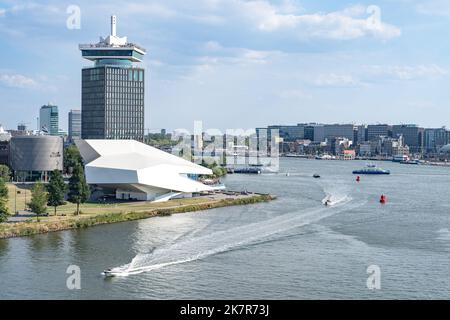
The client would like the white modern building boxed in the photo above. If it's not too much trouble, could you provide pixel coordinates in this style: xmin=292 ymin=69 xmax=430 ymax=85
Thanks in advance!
xmin=75 ymin=139 xmax=224 ymax=202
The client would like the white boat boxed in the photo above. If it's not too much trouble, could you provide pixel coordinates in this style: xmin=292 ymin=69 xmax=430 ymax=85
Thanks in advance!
xmin=352 ymin=163 xmax=390 ymax=175
xmin=393 ymin=155 xmax=408 ymax=162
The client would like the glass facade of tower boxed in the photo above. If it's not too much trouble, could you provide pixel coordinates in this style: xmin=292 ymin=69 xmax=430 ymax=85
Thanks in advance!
xmin=81 ymin=66 xmax=144 ymax=141
xmin=68 ymin=109 xmax=82 ymax=142
xmin=39 ymin=105 xmax=59 ymax=136
xmin=80 ymin=16 xmax=146 ymax=142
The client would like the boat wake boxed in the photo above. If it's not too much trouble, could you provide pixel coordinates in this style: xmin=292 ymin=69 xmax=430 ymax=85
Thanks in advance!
xmin=104 ymin=185 xmax=362 ymax=277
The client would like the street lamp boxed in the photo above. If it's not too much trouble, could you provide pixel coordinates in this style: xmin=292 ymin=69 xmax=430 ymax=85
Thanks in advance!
xmin=14 ymin=184 xmax=17 ymax=215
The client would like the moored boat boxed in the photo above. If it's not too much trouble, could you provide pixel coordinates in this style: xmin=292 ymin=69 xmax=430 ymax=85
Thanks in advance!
xmin=352 ymin=164 xmax=390 ymax=175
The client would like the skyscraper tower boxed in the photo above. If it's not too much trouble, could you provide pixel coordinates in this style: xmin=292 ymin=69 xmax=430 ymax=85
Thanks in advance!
xmin=68 ymin=109 xmax=82 ymax=142
xmin=39 ymin=104 xmax=59 ymax=136
xmin=79 ymin=15 xmax=146 ymax=141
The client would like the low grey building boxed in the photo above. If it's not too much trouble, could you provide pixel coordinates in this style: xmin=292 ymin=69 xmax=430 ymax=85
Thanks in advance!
xmin=9 ymin=135 xmax=63 ymax=181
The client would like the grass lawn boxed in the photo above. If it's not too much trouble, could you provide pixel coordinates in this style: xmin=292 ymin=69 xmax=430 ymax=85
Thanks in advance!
xmin=7 ymin=183 xmax=218 ymax=217
xmin=1 ymin=183 xmax=275 ymax=239
xmin=7 ymin=183 xmax=32 ymax=213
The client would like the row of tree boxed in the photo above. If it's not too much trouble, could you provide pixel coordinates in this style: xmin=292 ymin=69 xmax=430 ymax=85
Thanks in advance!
xmin=28 ymin=163 xmax=90 ymax=221
xmin=0 ymin=178 xmax=9 ymax=222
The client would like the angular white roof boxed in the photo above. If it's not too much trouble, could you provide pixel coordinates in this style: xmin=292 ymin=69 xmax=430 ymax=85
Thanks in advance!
xmin=76 ymin=140 xmax=215 ymax=194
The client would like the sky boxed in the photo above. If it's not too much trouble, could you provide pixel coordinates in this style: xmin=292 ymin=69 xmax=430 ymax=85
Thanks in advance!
xmin=1 ymin=0 xmax=450 ymax=132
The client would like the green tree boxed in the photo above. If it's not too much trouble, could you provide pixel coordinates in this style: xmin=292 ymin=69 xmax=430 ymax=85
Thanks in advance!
xmin=64 ymin=145 xmax=82 ymax=174
xmin=28 ymin=182 xmax=48 ymax=222
xmin=0 ymin=178 xmax=9 ymax=223
xmin=47 ymin=170 xmax=67 ymax=216
xmin=0 ymin=200 xmax=8 ymax=223
xmin=0 ymin=165 xmax=10 ymax=182
xmin=68 ymin=163 xmax=90 ymax=215
xmin=0 ymin=178 xmax=8 ymax=199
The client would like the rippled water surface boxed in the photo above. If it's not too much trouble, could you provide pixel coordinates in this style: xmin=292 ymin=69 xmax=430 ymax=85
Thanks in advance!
xmin=0 ymin=159 xmax=449 ymax=299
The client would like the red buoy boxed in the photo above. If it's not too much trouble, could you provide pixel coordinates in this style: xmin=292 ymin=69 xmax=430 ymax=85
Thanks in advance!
xmin=356 ymin=176 xmax=360 ymax=182
xmin=380 ymin=194 xmax=386 ymax=204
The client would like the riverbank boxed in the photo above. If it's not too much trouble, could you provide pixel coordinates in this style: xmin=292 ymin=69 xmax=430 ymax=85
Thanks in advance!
xmin=0 ymin=192 xmax=275 ymax=239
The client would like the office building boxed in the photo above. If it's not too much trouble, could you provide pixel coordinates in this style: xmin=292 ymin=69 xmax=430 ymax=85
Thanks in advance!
xmin=39 ymin=104 xmax=59 ymax=136
xmin=424 ymin=128 xmax=448 ymax=153
xmin=367 ymin=124 xmax=391 ymax=141
xmin=79 ymin=15 xmax=146 ymax=141
xmin=392 ymin=124 xmax=424 ymax=153
xmin=324 ymin=124 xmax=355 ymax=141
xmin=17 ymin=123 xmax=27 ymax=131
xmin=304 ymin=124 xmax=325 ymax=143
xmin=68 ymin=109 xmax=82 ymax=142
xmin=354 ymin=125 xmax=367 ymax=145
xmin=0 ymin=125 xmax=11 ymax=166
xmin=268 ymin=124 xmax=305 ymax=141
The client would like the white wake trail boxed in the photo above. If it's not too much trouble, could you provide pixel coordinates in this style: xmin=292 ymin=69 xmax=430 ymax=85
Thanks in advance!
xmin=107 ymin=188 xmax=362 ymax=277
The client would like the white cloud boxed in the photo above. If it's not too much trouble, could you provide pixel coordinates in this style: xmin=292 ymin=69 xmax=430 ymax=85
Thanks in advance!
xmin=416 ymin=0 xmax=450 ymax=17
xmin=278 ymin=89 xmax=312 ymax=100
xmin=116 ymin=1 xmax=400 ymax=41
xmin=240 ymin=49 xmax=272 ymax=64
xmin=204 ymin=41 xmax=223 ymax=51
xmin=314 ymin=73 xmax=361 ymax=87
xmin=0 ymin=73 xmax=37 ymax=88
xmin=1 ymin=3 xmax=61 ymax=15
xmin=198 ymin=43 xmax=281 ymax=66
xmin=221 ymin=2 xmax=401 ymax=40
xmin=119 ymin=3 xmax=177 ymax=18
xmin=366 ymin=64 xmax=448 ymax=80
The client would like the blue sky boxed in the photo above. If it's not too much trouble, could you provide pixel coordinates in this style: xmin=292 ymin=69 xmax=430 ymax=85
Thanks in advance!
xmin=1 ymin=0 xmax=450 ymax=132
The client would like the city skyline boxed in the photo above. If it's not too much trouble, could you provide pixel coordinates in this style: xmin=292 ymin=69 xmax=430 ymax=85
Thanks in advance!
xmin=1 ymin=0 xmax=450 ymax=131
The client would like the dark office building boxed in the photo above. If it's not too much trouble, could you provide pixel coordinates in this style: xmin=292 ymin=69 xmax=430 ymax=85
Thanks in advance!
xmin=323 ymin=124 xmax=355 ymax=141
xmin=17 ymin=123 xmax=27 ymax=131
xmin=392 ymin=124 xmax=424 ymax=153
xmin=267 ymin=124 xmax=305 ymax=141
xmin=79 ymin=15 xmax=146 ymax=141
xmin=0 ymin=141 xmax=9 ymax=166
xmin=367 ymin=124 xmax=392 ymax=141
xmin=68 ymin=109 xmax=82 ymax=142
xmin=304 ymin=124 xmax=325 ymax=142
xmin=424 ymin=128 xmax=448 ymax=153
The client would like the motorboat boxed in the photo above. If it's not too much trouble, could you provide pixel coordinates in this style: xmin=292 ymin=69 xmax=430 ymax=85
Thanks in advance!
xmin=313 ymin=174 xmax=321 ymax=178
xmin=400 ymin=159 xmax=420 ymax=165
xmin=102 ymin=268 xmax=119 ymax=277
xmin=323 ymin=195 xmax=332 ymax=206
xmin=352 ymin=164 xmax=390 ymax=175
xmin=102 ymin=266 xmax=129 ymax=277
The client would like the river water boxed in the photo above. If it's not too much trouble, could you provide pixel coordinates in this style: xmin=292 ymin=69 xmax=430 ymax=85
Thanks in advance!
xmin=0 ymin=158 xmax=449 ymax=299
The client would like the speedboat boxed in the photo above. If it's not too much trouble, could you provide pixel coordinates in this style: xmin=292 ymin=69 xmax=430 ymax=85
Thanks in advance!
xmin=313 ymin=173 xmax=321 ymax=178
xmin=323 ymin=195 xmax=332 ymax=206
xmin=102 ymin=266 xmax=129 ymax=277
xmin=400 ymin=159 xmax=420 ymax=165
xmin=102 ymin=269 xmax=116 ymax=277
xmin=352 ymin=164 xmax=390 ymax=175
